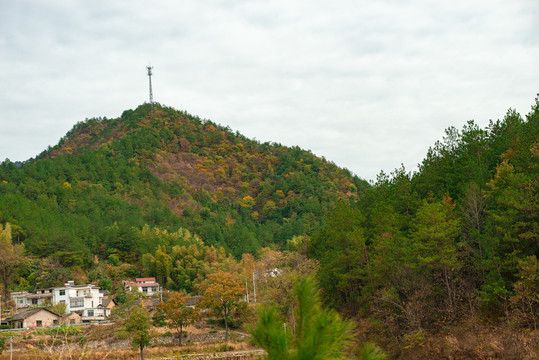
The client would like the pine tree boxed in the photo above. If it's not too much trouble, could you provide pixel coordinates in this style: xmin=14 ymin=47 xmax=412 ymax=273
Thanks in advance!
xmin=250 ymin=277 xmax=368 ymax=360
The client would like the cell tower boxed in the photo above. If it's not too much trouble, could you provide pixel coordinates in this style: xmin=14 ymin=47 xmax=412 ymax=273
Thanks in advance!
xmin=147 ymin=65 xmax=154 ymax=104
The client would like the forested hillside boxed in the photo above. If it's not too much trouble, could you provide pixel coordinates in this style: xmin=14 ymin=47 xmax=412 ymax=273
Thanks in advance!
xmin=0 ymin=103 xmax=366 ymax=266
xmin=309 ymin=97 xmax=538 ymax=343
xmin=0 ymin=97 xmax=537 ymax=357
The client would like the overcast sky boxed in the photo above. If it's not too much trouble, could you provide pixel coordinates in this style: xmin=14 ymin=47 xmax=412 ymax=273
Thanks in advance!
xmin=1 ymin=0 xmax=538 ymax=181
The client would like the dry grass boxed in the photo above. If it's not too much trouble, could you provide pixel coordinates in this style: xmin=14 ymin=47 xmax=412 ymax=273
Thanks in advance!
xmin=0 ymin=323 xmax=256 ymax=360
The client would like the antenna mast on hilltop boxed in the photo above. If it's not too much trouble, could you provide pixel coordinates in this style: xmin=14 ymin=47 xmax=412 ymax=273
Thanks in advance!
xmin=147 ymin=65 xmax=154 ymax=104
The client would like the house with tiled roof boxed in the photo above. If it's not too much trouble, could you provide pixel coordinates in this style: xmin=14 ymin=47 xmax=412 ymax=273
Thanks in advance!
xmin=136 ymin=298 xmax=161 ymax=310
xmin=61 ymin=311 xmax=81 ymax=325
xmin=124 ymin=277 xmax=160 ymax=296
xmin=4 ymin=308 xmax=61 ymax=329
xmin=50 ymin=281 xmax=106 ymax=321
xmin=10 ymin=280 xmax=108 ymax=322
xmin=99 ymin=298 xmax=117 ymax=317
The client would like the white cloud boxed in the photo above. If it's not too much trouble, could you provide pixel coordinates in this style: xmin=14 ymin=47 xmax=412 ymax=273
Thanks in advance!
xmin=1 ymin=0 xmax=538 ymax=180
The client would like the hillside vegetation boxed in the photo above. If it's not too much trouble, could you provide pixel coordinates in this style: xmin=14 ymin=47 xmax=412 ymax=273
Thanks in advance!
xmin=308 ymin=97 xmax=538 ymax=342
xmin=1 ymin=96 xmax=538 ymax=358
xmin=0 ymin=103 xmax=365 ymax=265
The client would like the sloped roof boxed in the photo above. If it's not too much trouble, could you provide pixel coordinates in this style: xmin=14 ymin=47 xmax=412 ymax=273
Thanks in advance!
xmin=61 ymin=312 xmax=81 ymax=318
xmin=101 ymin=298 xmax=117 ymax=308
xmin=5 ymin=308 xmax=60 ymax=322
xmin=136 ymin=298 xmax=161 ymax=309
xmin=125 ymin=280 xmax=159 ymax=287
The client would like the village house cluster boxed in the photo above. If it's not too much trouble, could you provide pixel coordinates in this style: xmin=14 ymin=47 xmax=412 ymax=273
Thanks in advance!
xmin=1 ymin=278 xmax=161 ymax=329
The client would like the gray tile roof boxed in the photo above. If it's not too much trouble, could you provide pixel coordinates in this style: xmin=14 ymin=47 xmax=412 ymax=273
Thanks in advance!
xmin=5 ymin=308 xmax=60 ymax=322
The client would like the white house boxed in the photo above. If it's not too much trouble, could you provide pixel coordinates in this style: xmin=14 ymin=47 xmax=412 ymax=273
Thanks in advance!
xmin=124 ymin=277 xmax=160 ymax=296
xmin=10 ymin=281 xmax=107 ymax=322
xmin=53 ymin=281 xmax=104 ymax=321
xmin=11 ymin=289 xmax=53 ymax=309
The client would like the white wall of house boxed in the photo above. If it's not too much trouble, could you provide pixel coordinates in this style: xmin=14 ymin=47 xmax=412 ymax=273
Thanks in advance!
xmin=11 ymin=291 xmax=29 ymax=308
xmin=11 ymin=290 xmax=52 ymax=309
xmin=11 ymin=282 xmax=107 ymax=322
xmin=27 ymin=296 xmax=51 ymax=307
xmin=53 ymin=287 xmax=71 ymax=309
xmin=52 ymin=285 xmax=104 ymax=320
xmin=125 ymin=278 xmax=160 ymax=296
xmin=140 ymin=284 xmax=159 ymax=295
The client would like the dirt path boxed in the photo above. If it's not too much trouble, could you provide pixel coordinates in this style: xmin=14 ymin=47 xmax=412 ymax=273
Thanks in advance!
xmin=154 ymin=349 xmax=266 ymax=359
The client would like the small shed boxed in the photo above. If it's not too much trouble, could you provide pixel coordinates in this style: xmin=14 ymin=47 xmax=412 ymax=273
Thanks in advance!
xmin=61 ymin=312 xmax=82 ymax=325
xmin=5 ymin=308 xmax=61 ymax=329
xmin=100 ymin=298 xmax=118 ymax=317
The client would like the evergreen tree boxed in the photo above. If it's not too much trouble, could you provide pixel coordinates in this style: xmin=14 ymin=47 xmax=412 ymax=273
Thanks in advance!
xmin=251 ymin=277 xmax=374 ymax=360
xmin=409 ymin=196 xmax=460 ymax=315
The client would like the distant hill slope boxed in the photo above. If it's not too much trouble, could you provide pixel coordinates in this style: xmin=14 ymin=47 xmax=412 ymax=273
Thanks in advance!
xmin=0 ymin=103 xmax=368 ymax=263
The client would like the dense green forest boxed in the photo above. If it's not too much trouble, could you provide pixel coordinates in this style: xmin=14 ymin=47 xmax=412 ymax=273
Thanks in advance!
xmin=0 ymin=96 xmax=537 ymax=355
xmin=309 ymin=98 xmax=538 ymax=335
xmin=0 ymin=103 xmax=365 ymax=266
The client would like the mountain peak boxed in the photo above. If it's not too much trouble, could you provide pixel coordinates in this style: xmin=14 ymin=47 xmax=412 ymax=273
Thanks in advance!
xmin=5 ymin=103 xmax=367 ymax=258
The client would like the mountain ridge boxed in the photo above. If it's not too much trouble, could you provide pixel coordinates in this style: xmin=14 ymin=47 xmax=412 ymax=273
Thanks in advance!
xmin=0 ymin=103 xmax=368 ymax=261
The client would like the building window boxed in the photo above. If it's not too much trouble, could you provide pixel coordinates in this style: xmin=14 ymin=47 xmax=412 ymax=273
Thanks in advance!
xmin=142 ymin=287 xmax=148 ymax=293
xmin=87 ymin=310 xmax=94 ymax=317
xmin=17 ymin=298 xmax=24 ymax=304
xmin=60 ymin=289 xmax=65 ymax=296
xmin=36 ymin=320 xmax=43 ymax=327
xmin=71 ymin=298 xmax=84 ymax=308
xmin=32 ymin=299 xmax=38 ymax=305
xmin=60 ymin=300 xmax=66 ymax=305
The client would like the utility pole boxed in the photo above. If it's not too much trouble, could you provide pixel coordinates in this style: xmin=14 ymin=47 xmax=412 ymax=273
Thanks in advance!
xmin=252 ymin=271 xmax=257 ymax=303
xmin=147 ymin=66 xmax=154 ymax=104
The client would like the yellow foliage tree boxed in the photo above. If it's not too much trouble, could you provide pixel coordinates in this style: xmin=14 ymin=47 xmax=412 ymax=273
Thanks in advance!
xmin=0 ymin=223 xmax=26 ymax=302
xmin=156 ymin=291 xmax=200 ymax=345
xmin=200 ymin=271 xmax=244 ymax=342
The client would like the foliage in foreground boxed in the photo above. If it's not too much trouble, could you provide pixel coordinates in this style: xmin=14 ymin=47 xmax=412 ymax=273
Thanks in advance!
xmin=250 ymin=277 xmax=380 ymax=360
xmin=124 ymin=305 xmax=153 ymax=360
xmin=308 ymin=96 xmax=539 ymax=342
